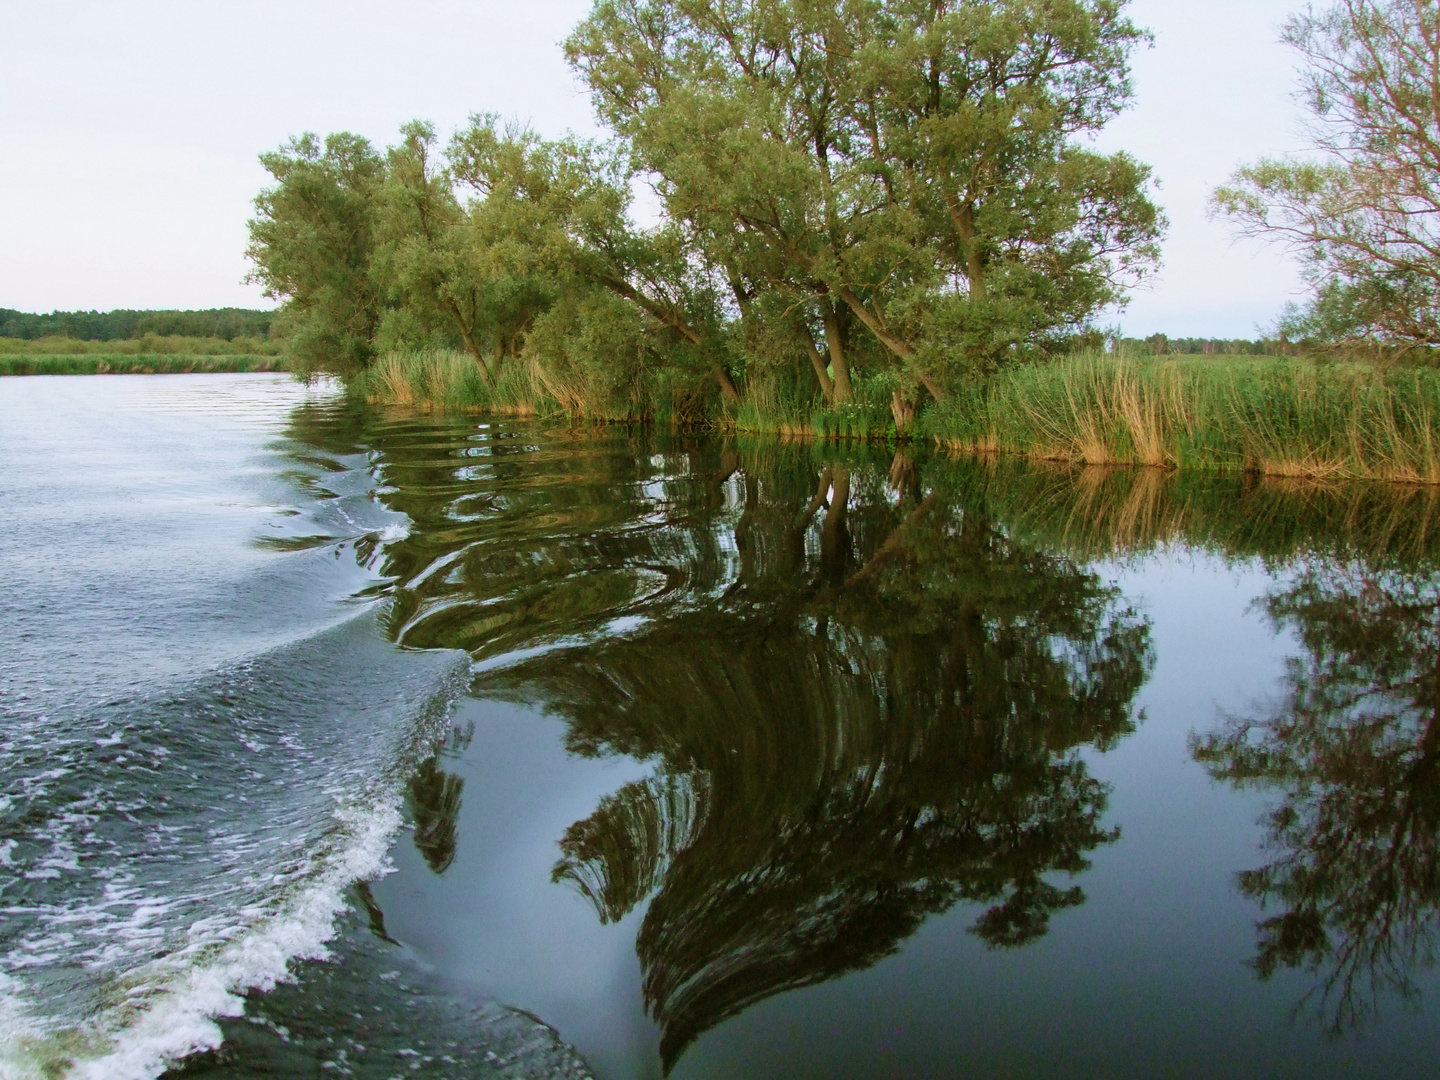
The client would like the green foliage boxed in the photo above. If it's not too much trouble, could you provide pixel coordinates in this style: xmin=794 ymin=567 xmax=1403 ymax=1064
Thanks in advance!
xmin=349 ymin=349 xmax=544 ymax=413
xmin=246 ymin=2 xmax=1160 ymax=411
xmin=246 ymin=114 xmax=740 ymax=401
xmin=522 ymin=288 xmax=654 ymax=418
xmin=567 ymin=0 xmax=1164 ymax=400
xmin=0 ymin=334 xmax=279 ymax=356
xmin=371 ymin=121 xmax=489 ymax=361
xmin=247 ymin=132 xmax=387 ymax=378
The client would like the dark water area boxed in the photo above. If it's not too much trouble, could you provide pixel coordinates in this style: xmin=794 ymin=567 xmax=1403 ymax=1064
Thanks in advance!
xmin=5 ymin=376 xmax=1440 ymax=1078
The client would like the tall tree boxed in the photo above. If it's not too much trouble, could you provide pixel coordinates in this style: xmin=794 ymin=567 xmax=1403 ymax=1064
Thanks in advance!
xmin=566 ymin=0 xmax=1163 ymax=410
xmin=246 ymin=132 xmax=386 ymax=377
xmin=1213 ymin=0 xmax=1440 ymax=348
xmin=373 ymin=121 xmax=494 ymax=375
xmin=447 ymin=115 xmax=743 ymax=402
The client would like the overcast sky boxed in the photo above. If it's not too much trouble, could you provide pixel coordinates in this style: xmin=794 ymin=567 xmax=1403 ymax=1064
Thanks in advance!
xmin=0 ymin=0 xmax=1312 ymax=337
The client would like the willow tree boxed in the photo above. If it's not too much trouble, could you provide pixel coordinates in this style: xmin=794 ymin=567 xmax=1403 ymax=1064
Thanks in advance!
xmin=567 ymin=0 xmax=1163 ymax=414
xmin=372 ymin=122 xmax=494 ymax=373
xmin=1213 ymin=0 xmax=1440 ymax=348
xmin=246 ymin=132 xmax=387 ymax=377
xmin=448 ymin=115 xmax=743 ymax=404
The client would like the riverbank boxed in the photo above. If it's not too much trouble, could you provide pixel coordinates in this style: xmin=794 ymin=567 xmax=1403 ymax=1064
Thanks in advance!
xmin=0 ymin=354 xmax=289 ymax=375
xmin=353 ymin=348 xmax=1440 ymax=485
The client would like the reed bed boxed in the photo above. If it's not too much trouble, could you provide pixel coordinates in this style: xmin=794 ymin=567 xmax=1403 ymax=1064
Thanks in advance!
xmin=733 ymin=370 xmax=900 ymax=440
xmin=0 ymin=334 xmax=280 ymax=356
xmin=922 ymin=353 xmax=1440 ymax=484
xmin=352 ymin=349 xmax=547 ymax=415
xmin=344 ymin=348 xmax=1440 ymax=486
xmin=0 ymin=354 xmax=288 ymax=376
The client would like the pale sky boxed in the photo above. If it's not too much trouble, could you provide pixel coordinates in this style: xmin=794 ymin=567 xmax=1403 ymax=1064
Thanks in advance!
xmin=0 ymin=0 xmax=1310 ymax=337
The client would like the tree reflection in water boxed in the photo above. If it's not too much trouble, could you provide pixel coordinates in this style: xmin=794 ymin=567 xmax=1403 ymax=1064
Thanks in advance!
xmin=444 ymin=445 xmax=1156 ymax=1070
xmin=408 ymin=756 xmax=465 ymax=874
xmin=1194 ymin=561 xmax=1440 ymax=1032
xmin=281 ymin=404 xmax=1440 ymax=1065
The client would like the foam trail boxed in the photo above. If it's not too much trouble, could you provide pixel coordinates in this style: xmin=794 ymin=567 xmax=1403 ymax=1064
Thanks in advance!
xmin=68 ymin=801 xmax=401 ymax=1080
xmin=0 ymin=377 xmax=476 ymax=1080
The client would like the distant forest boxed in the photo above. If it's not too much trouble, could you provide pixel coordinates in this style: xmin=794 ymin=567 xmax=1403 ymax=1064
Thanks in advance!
xmin=0 ymin=305 xmax=1289 ymax=358
xmin=0 ymin=308 xmax=275 ymax=341
xmin=1115 ymin=335 xmax=1297 ymax=356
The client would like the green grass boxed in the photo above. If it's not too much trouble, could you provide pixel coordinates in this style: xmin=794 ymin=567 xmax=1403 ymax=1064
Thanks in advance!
xmin=350 ymin=349 xmax=550 ymax=414
xmin=919 ymin=352 xmax=1440 ymax=484
xmin=0 ymin=334 xmax=280 ymax=357
xmin=0 ymin=354 xmax=290 ymax=376
xmin=343 ymin=347 xmax=1440 ymax=486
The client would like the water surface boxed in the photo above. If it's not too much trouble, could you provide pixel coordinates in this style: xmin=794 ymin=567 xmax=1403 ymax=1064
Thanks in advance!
xmin=4 ymin=376 xmax=1440 ymax=1078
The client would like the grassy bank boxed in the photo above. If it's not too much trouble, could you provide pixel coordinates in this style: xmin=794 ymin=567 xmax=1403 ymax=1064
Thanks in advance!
xmin=350 ymin=350 xmax=545 ymax=414
xmin=348 ymin=348 xmax=1440 ymax=485
xmin=922 ymin=353 xmax=1440 ymax=484
xmin=0 ymin=355 xmax=289 ymax=376
xmin=0 ymin=334 xmax=280 ymax=357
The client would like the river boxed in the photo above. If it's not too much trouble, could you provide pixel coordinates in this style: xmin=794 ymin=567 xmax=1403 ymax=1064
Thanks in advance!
xmin=3 ymin=373 xmax=1438 ymax=1078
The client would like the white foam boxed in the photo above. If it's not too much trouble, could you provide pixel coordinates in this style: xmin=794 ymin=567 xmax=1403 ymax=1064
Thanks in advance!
xmin=0 ymin=797 xmax=403 ymax=1080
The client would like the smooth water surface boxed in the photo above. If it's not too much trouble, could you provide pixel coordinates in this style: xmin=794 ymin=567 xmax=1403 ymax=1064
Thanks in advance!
xmin=4 ymin=375 xmax=1440 ymax=1078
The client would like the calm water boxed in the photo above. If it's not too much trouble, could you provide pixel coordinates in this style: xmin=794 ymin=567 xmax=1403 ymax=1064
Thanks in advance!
xmin=4 ymin=375 xmax=1440 ymax=1078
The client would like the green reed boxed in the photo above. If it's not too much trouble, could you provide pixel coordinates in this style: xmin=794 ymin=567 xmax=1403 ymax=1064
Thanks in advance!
xmin=0 ymin=334 xmax=280 ymax=357
xmin=921 ymin=352 xmax=1440 ymax=484
xmin=347 ymin=348 xmax=1440 ymax=485
xmin=351 ymin=349 xmax=551 ymax=415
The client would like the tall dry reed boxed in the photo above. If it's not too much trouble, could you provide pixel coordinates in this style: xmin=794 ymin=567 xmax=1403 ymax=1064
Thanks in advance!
xmin=923 ymin=353 xmax=1440 ymax=484
xmin=355 ymin=350 xmax=546 ymax=414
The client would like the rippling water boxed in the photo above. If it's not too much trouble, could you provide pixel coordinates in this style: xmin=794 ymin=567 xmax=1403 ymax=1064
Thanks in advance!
xmin=5 ymin=375 xmax=1440 ymax=1078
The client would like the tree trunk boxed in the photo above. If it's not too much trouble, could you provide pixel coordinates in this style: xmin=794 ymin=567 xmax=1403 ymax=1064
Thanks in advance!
xmin=446 ymin=301 xmax=493 ymax=385
xmin=712 ymin=364 xmax=741 ymax=404
xmin=890 ymin=390 xmax=917 ymax=436
xmin=799 ymin=325 xmax=835 ymax=404
xmin=823 ymin=304 xmax=854 ymax=404
xmin=598 ymin=272 xmax=739 ymax=404
xmin=832 ymin=285 xmax=947 ymax=401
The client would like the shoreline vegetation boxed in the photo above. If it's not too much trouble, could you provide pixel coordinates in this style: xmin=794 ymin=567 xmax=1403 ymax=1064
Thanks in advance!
xmin=0 ymin=310 xmax=286 ymax=376
xmin=7 ymin=331 xmax=1439 ymax=485
xmin=4 ymin=312 xmax=1439 ymax=484
xmin=355 ymin=347 xmax=1440 ymax=485
xmin=231 ymin=1 xmax=1440 ymax=487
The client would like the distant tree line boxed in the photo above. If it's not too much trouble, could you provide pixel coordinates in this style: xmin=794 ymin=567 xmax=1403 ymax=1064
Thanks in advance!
xmin=0 ymin=307 xmax=275 ymax=342
xmin=1117 ymin=334 xmax=1299 ymax=357
xmin=246 ymin=0 xmax=1165 ymax=423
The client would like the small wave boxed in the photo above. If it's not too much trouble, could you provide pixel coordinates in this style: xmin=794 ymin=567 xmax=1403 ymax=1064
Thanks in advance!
xmin=3 ymin=800 xmax=397 ymax=1080
xmin=0 ymin=615 xmax=471 ymax=1080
